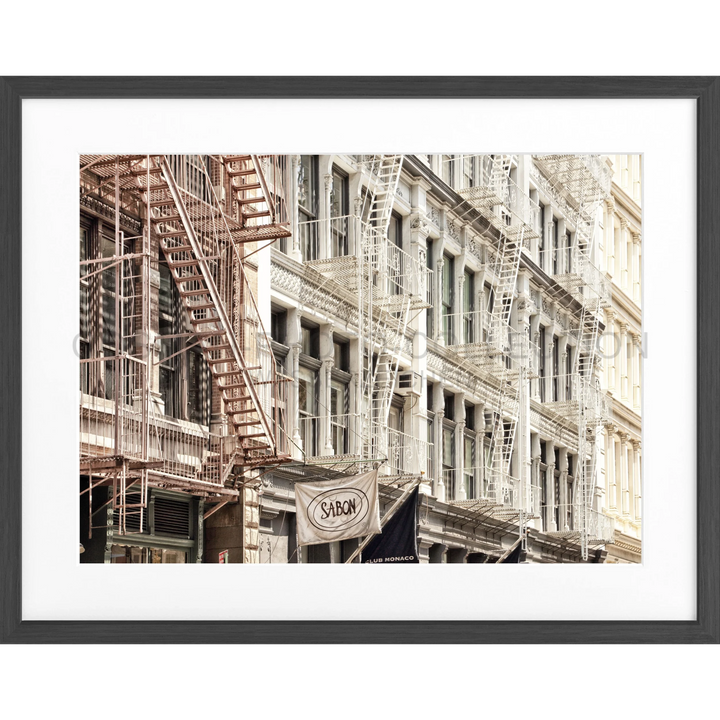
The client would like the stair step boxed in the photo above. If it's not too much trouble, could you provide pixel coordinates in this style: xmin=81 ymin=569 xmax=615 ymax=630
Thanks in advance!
xmin=243 ymin=210 xmax=271 ymax=219
xmin=163 ymin=244 xmax=193 ymax=254
xmin=235 ymin=420 xmax=262 ymax=427
xmin=236 ymin=196 xmax=267 ymax=205
xmin=233 ymin=182 xmax=262 ymax=192
xmin=152 ymin=214 xmax=182 ymax=223
xmin=192 ymin=315 xmax=222 ymax=324
xmin=227 ymin=168 xmax=257 ymax=177
xmin=225 ymin=395 xmax=252 ymax=403
xmin=158 ymin=230 xmax=188 ymax=238
xmin=241 ymin=432 xmax=268 ymax=439
xmin=179 ymin=288 xmax=211 ymax=297
xmin=224 ymin=155 xmax=253 ymax=163
xmin=167 ymin=258 xmax=200 ymax=268
xmin=228 ymin=408 xmax=258 ymax=416
xmin=215 ymin=370 xmax=241 ymax=377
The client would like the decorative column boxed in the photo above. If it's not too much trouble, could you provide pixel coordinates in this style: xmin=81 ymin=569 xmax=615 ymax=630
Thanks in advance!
xmin=322 ymin=173 xmax=333 ymax=260
xmin=619 ymin=433 xmax=630 ymax=516
xmin=435 ymin=255 xmax=445 ymax=345
xmin=558 ymin=447 xmax=569 ymax=530
xmin=604 ymin=309 xmax=616 ymax=395
xmin=605 ymin=199 xmax=615 ymax=278
xmin=545 ymin=439 xmax=557 ymax=532
xmin=632 ymin=232 xmax=642 ymax=305
xmin=455 ymin=393 xmax=466 ymax=501
xmin=619 ymin=322 xmax=628 ymax=400
xmin=632 ymin=441 xmax=642 ymax=521
xmin=543 ymin=204 xmax=554 ymax=274
xmin=558 ymin=334 xmax=568 ymax=401
xmin=531 ymin=314 xmax=541 ymax=401
xmin=290 ymin=344 xmax=303 ymax=459
xmin=433 ymin=380 xmax=446 ymax=501
xmin=475 ymin=403 xmax=486 ymax=500
xmin=632 ymin=333 xmax=642 ymax=410
xmin=530 ymin=433 xmax=542 ymax=527
xmin=290 ymin=155 xmax=302 ymax=262
xmin=606 ymin=426 xmax=617 ymax=511
xmin=620 ymin=218 xmax=629 ymax=292
xmin=544 ymin=325 xmax=554 ymax=403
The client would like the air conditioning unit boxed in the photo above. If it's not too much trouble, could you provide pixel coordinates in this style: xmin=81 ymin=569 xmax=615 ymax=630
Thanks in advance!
xmin=396 ymin=371 xmax=422 ymax=397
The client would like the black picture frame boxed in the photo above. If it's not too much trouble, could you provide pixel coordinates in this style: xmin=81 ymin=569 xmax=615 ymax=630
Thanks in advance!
xmin=1 ymin=76 xmax=717 ymax=644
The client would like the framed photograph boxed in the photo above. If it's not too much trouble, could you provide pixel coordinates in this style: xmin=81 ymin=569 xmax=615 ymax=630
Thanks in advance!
xmin=1 ymin=77 xmax=718 ymax=643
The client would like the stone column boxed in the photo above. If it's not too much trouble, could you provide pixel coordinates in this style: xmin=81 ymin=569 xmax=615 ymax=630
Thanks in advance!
xmin=633 ymin=441 xmax=642 ymax=520
xmin=289 ymin=155 xmax=303 ymax=262
xmin=435 ymin=255 xmax=445 ymax=345
xmin=632 ymin=232 xmax=641 ymax=305
xmin=530 ymin=433 xmax=542 ymax=528
xmin=531 ymin=314 xmax=541 ymax=401
xmin=632 ymin=333 xmax=641 ymax=410
xmin=605 ymin=199 xmax=615 ymax=278
xmin=543 ymin=204 xmax=554 ymax=274
xmin=545 ymin=439 xmax=557 ymax=532
xmin=558 ymin=334 xmax=568 ymax=401
xmin=620 ymin=218 xmax=629 ymax=292
xmin=558 ymin=447 xmax=569 ymax=530
xmin=604 ymin=309 xmax=616 ymax=395
xmin=606 ymin=426 xmax=617 ymax=511
xmin=322 ymin=173 xmax=333 ymax=260
xmin=290 ymin=344 xmax=303 ymax=459
xmin=433 ymin=380 xmax=446 ymax=501
xmin=544 ymin=325 xmax=554 ymax=403
xmin=619 ymin=322 xmax=628 ymax=400
xmin=619 ymin=433 xmax=630 ymax=516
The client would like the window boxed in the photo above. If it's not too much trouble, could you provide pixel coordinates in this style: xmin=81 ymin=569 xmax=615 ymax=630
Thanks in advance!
xmin=464 ymin=432 xmax=476 ymax=500
xmin=301 ymin=324 xmax=320 ymax=359
xmin=330 ymin=166 xmax=349 ymax=257
xmin=298 ymin=155 xmax=319 ymax=261
xmin=271 ymin=307 xmax=287 ymax=346
xmin=388 ymin=212 xmax=402 ymax=248
xmin=443 ymin=422 xmax=455 ymax=501
xmin=443 ymin=155 xmax=455 ymax=187
xmin=551 ymin=217 xmax=559 ymax=275
xmin=463 ymin=155 xmax=475 ymax=189
xmin=159 ymin=262 xmax=181 ymax=418
xmin=442 ymin=254 xmax=454 ymax=344
xmin=330 ymin=338 xmax=350 ymax=454
xmin=298 ymin=365 xmax=318 ymax=456
xmin=566 ymin=346 xmax=574 ymax=399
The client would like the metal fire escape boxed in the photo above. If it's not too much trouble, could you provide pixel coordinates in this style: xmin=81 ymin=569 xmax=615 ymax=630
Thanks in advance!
xmin=79 ymin=155 xmax=291 ymax=538
xmin=449 ymin=156 xmax=540 ymax=529
xmin=533 ymin=154 xmax=613 ymax=559
xmin=304 ymin=155 xmax=432 ymax=476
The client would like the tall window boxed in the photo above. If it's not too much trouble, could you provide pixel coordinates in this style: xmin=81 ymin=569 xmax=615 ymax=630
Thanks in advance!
xmin=464 ymin=430 xmax=477 ymax=500
xmin=298 ymin=323 xmax=320 ymax=456
xmin=462 ymin=155 xmax=475 ymax=189
xmin=159 ymin=262 xmax=181 ymax=418
xmin=551 ymin=217 xmax=559 ymax=275
xmin=79 ymin=226 xmax=90 ymax=362
xmin=442 ymin=155 xmax=455 ymax=187
xmin=388 ymin=212 xmax=403 ymax=297
xmin=443 ymin=421 xmax=455 ymax=501
xmin=330 ymin=339 xmax=350 ymax=455
xmin=330 ymin=166 xmax=348 ymax=257
xmin=442 ymin=254 xmax=454 ymax=344
xmin=298 ymin=155 xmax=319 ymax=261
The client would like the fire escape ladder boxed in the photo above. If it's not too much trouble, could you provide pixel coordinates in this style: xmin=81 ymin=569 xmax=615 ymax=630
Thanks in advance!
xmin=156 ymin=157 xmax=278 ymax=461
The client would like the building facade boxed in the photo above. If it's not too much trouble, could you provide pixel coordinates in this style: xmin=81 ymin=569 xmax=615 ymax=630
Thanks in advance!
xmin=78 ymin=153 xmax=641 ymax=564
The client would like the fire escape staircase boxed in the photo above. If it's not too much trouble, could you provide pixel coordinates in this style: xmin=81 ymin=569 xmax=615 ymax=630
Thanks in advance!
xmin=152 ymin=156 xmax=288 ymax=466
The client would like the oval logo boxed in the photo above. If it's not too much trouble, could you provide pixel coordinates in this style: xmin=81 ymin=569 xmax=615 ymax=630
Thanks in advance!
xmin=307 ymin=488 xmax=370 ymax=533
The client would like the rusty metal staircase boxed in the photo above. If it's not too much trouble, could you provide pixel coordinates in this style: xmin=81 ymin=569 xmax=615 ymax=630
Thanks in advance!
xmin=151 ymin=155 xmax=290 ymax=466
